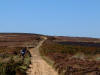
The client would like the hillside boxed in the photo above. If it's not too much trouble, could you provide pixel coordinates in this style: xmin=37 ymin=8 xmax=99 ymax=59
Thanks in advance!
xmin=0 ymin=33 xmax=99 ymax=47
xmin=47 ymin=36 xmax=100 ymax=42
xmin=0 ymin=33 xmax=100 ymax=75
xmin=0 ymin=33 xmax=42 ymax=75
xmin=0 ymin=33 xmax=42 ymax=47
xmin=41 ymin=36 xmax=100 ymax=75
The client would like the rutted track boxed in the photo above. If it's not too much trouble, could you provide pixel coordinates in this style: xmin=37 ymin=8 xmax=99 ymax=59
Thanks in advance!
xmin=27 ymin=37 xmax=58 ymax=75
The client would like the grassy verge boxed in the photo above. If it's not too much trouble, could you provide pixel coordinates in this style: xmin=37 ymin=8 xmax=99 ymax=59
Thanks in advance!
xmin=39 ymin=47 xmax=58 ymax=74
xmin=41 ymin=55 xmax=54 ymax=67
xmin=39 ymin=47 xmax=54 ymax=66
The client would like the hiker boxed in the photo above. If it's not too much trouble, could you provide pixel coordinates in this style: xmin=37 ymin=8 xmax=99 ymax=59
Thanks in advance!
xmin=21 ymin=47 xmax=27 ymax=60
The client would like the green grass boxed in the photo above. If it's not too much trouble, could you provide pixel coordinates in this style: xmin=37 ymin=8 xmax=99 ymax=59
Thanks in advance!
xmin=41 ymin=55 xmax=54 ymax=66
xmin=0 ymin=51 xmax=31 ymax=75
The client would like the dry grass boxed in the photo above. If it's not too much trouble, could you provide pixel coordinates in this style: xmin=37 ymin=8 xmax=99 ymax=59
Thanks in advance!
xmin=40 ymin=40 xmax=100 ymax=75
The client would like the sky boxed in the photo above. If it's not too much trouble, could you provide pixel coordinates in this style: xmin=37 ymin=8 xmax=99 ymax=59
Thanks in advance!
xmin=0 ymin=0 xmax=100 ymax=38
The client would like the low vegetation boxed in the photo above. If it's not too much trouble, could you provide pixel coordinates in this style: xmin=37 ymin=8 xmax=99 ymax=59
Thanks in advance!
xmin=0 ymin=33 xmax=42 ymax=75
xmin=0 ymin=33 xmax=100 ymax=75
xmin=0 ymin=47 xmax=31 ymax=75
xmin=40 ymin=40 xmax=100 ymax=75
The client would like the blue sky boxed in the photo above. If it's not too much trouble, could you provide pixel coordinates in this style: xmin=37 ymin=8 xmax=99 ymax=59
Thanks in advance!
xmin=0 ymin=0 xmax=100 ymax=38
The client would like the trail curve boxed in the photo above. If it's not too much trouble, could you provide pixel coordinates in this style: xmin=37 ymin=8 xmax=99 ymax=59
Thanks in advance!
xmin=27 ymin=37 xmax=58 ymax=75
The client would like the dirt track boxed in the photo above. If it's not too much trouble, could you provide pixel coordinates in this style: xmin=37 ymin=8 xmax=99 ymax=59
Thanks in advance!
xmin=27 ymin=37 xmax=58 ymax=75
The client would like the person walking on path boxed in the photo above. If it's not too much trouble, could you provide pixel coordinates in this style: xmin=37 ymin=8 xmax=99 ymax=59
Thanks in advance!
xmin=21 ymin=47 xmax=27 ymax=60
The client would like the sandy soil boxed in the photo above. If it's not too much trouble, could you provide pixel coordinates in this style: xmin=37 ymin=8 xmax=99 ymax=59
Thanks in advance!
xmin=27 ymin=37 xmax=58 ymax=75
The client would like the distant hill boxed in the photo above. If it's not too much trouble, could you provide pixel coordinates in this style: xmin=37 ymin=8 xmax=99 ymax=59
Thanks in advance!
xmin=0 ymin=33 xmax=41 ymax=47
xmin=48 ymin=36 xmax=100 ymax=43
xmin=0 ymin=33 xmax=100 ymax=47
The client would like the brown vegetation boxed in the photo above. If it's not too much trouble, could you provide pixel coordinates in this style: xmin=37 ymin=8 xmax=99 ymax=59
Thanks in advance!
xmin=0 ymin=33 xmax=100 ymax=75
xmin=0 ymin=33 xmax=41 ymax=47
xmin=0 ymin=33 xmax=42 ymax=75
xmin=40 ymin=39 xmax=100 ymax=75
